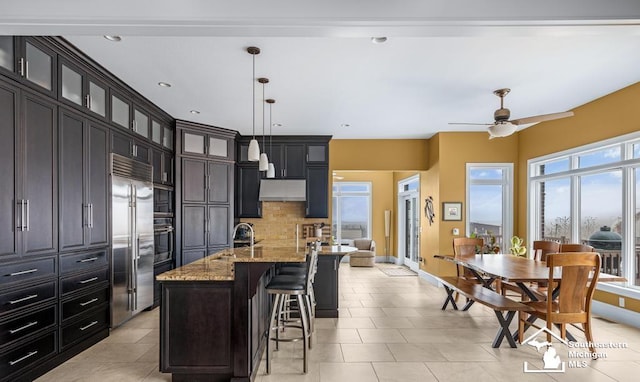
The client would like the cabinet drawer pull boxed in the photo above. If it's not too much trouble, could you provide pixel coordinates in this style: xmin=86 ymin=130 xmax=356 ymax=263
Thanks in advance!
xmin=9 ymin=268 xmax=38 ymax=277
xmin=9 ymin=294 xmax=38 ymax=305
xmin=79 ymin=298 xmax=99 ymax=307
xmin=79 ymin=321 xmax=99 ymax=331
xmin=78 ymin=257 xmax=98 ymax=263
xmin=9 ymin=321 xmax=39 ymax=334
xmin=79 ymin=277 xmax=98 ymax=284
xmin=9 ymin=350 xmax=38 ymax=366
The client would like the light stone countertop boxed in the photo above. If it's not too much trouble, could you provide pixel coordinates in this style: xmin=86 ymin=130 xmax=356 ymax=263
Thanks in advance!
xmin=156 ymin=246 xmax=307 ymax=282
xmin=156 ymin=245 xmax=358 ymax=282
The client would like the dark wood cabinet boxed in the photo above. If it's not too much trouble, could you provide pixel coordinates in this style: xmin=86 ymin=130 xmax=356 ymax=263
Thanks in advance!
xmin=305 ymin=166 xmax=329 ymax=218
xmin=314 ymin=255 xmax=340 ymax=317
xmin=152 ymin=148 xmax=174 ymax=186
xmin=59 ymin=108 xmax=109 ymax=251
xmin=58 ymin=58 xmax=108 ymax=122
xmin=0 ymin=87 xmax=59 ymax=259
xmin=236 ymin=165 xmax=262 ymax=218
xmin=0 ymin=37 xmax=57 ymax=98
xmin=268 ymin=143 xmax=305 ymax=178
xmin=111 ymin=130 xmax=150 ymax=164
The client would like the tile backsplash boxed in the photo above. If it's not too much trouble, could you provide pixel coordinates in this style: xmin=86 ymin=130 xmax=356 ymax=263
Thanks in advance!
xmin=241 ymin=202 xmax=328 ymax=248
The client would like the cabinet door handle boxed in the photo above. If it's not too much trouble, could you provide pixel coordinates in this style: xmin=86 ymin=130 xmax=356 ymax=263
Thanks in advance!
xmin=78 ymin=257 xmax=98 ymax=263
xmin=9 ymin=268 xmax=38 ymax=277
xmin=79 ymin=277 xmax=98 ymax=284
xmin=334 ymin=259 xmax=337 ymax=271
xmin=79 ymin=298 xmax=99 ymax=307
xmin=79 ymin=321 xmax=99 ymax=331
xmin=25 ymin=60 xmax=29 ymax=78
xmin=18 ymin=58 xmax=25 ymax=77
xmin=85 ymin=94 xmax=91 ymax=109
xmin=9 ymin=294 xmax=38 ymax=305
xmin=25 ymin=200 xmax=29 ymax=231
xmin=162 ymin=172 xmax=168 ymax=183
xmin=89 ymin=204 xmax=94 ymax=228
xmin=9 ymin=351 xmax=38 ymax=366
xmin=9 ymin=321 xmax=39 ymax=334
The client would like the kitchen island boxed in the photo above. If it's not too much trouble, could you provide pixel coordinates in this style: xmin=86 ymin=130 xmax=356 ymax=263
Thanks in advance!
xmin=156 ymin=245 xmax=354 ymax=382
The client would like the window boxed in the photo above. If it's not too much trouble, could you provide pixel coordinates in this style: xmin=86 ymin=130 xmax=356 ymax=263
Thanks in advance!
xmin=529 ymin=133 xmax=640 ymax=290
xmin=467 ymin=164 xmax=514 ymax=251
xmin=332 ymin=182 xmax=371 ymax=243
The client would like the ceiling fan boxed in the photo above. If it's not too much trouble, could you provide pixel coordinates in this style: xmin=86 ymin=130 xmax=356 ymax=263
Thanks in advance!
xmin=449 ymin=88 xmax=574 ymax=139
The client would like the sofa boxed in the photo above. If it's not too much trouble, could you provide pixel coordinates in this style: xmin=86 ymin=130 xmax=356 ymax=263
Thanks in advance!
xmin=349 ymin=239 xmax=376 ymax=267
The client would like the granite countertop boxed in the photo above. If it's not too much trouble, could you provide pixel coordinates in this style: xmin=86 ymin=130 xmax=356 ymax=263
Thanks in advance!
xmin=156 ymin=246 xmax=307 ymax=282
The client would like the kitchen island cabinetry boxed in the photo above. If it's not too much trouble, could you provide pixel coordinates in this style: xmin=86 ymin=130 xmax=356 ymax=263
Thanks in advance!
xmin=157 ymin=245 xmax=353 ymax=381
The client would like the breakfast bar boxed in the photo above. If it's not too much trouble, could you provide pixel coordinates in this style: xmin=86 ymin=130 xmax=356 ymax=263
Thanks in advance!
xmin=156 ymin=245 xmax=353 ymax=382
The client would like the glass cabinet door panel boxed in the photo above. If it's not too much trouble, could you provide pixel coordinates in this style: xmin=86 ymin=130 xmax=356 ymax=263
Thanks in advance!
xmin=134 ymin=109 xmax=149 ymax=138
xmin=25 ymin=42 xmax=52 ymax=90
xmin=0 ymin=36 xmax=14 ymax=71
xmin=163 ymin=127 xmax=173 ymax=150
xmin=89 ymin=81 xmax=106 ymax=117
xmin=61 ymin=64 xmax=83 ymax=105
xmin=111 ymin=94 xmax=129 ymax=128
xmin=307 ymin=145 xmax=326 ymax=162
xmin=184 ymin=132 xmax=204 ymax=154
xmin=152 ymin=120 xmax=162 ymax=144
xmin=209 ymin=137 xmax=228 ymax=157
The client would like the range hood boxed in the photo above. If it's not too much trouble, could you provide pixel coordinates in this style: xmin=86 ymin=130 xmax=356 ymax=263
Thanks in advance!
xmin=258 ymin=179 xmax=306 ymax=202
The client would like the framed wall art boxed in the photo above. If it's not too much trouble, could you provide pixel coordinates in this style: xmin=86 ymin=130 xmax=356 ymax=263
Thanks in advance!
xmin=442 ymin=202 xmax=462 ymax=221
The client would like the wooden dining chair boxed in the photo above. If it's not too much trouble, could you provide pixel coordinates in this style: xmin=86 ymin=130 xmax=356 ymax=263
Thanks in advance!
xmin=532 ymin=240 xmax=561 ymax=262
xmin=518 ymin=252 xmax=601 ymax=354
xmin=452 ymin=237 xmax=483 ymax=279
xmin=559 ymin=243 xmax=595 ymax=253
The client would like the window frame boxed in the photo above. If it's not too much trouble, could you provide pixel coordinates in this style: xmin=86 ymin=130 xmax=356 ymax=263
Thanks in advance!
xmin=527 ymin=130 xmax=640 ymax=293
xmin=466 ymin=163 xmax=514 ymax=250
xmin=332 ymin=181 xmax=372 ymax=244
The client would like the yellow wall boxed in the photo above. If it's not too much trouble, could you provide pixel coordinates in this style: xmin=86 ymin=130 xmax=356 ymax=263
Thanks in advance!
xmin=330 ymin=139 xmax=429 ymax=171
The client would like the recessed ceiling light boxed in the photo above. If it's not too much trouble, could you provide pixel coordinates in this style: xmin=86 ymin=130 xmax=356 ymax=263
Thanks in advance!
xmin=104 ymin=35 xmax=122 ymax=42
xmin=272 ymin=123 xmax=282 ymax=127
xmin=371 ymin=37 xmax=387 ymax=44
xmin=158 ymin=82 xmax=172 ymax=88
xmin=190 ymin=110 xmax=200 ymax=114
xmin=340 ymin=123 xmax=350 ymax=128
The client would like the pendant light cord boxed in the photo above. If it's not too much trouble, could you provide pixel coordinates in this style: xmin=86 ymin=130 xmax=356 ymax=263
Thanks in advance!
xmin=269 ymin=102 xmax=273 ymax=157
xmin=252 ymin=52 xmax=256 ymax=139
xmin=262 ymin=81 xmax=266 ymax=148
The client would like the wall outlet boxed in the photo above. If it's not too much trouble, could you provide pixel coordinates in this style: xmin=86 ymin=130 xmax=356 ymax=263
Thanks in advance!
xmin=619 ymin=297 xmax=625 ymax=308
xmin=452 ymin=228 xmax=460 ymax=236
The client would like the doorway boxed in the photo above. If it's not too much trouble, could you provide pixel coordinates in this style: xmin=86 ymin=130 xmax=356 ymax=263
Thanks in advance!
xmin=398 ymin=176 xmax=420 ymax=271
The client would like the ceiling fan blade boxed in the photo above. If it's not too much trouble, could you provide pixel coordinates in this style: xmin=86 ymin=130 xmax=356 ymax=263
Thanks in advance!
xmin=510 ymin=111 xmax=574 ymax=125
xmin=448 ymin=122 xmax=493 ymax=126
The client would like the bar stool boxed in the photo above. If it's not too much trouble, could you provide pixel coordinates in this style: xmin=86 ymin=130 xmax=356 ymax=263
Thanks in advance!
xmin=265 ymin=244 xmax=318 ymax=374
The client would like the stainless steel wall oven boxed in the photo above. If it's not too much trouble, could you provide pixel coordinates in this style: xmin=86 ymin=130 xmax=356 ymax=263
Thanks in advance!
xmin=154 ymin=217 xmax=174 ymax=263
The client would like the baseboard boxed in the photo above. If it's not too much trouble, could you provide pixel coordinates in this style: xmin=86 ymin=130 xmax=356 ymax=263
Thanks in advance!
xmin=592 ymin=300 xmax=640 ymax=329
xmin=418 ymin=270 xmax=442 ymax=286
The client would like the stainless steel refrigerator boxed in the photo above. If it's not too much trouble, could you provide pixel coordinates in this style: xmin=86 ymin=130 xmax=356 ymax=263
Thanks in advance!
xmin=110 ymin=154 xmax=154 ymax=327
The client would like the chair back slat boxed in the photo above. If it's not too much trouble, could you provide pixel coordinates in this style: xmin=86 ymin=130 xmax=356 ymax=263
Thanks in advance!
xmin=559 ymin=243 xmax=595 ymax=253
xmin=533 ymin=240 xmax=561 ymax=262
xmin=452 ymin=238 xmax=484 ymax=279
xmin=547 ymin=252 xmax=600 ymax=315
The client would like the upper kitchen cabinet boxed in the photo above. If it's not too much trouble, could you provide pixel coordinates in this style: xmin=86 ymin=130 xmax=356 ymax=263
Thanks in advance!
xmin=58 ymin=58 xmax=108 ymax=121
xmin=269 ymin=143 xmax=305 ymax=178
xmin=153 ymin=149 xmax=174 ymax=186
xmin=111 ymin=129 xmax=150 ymax=164
xmin=306 ymin=143 xmax=328 ymax=164
xmin=181 ymin=129 xmax=234 ymax=161
xmin=0 ymin=37 xmax=57 ymax=97
xmin=110 ymin=89 xmax=131 ymax=130
xmin=0 ymin=82 xmax=58 ymax=259
xmin=133 ymin=104 xmax=150 ymax=139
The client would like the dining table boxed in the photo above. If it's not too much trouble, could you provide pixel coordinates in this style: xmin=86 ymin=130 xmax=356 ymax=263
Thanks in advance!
xmin=434 ymin=253 xmax=627 ymax=342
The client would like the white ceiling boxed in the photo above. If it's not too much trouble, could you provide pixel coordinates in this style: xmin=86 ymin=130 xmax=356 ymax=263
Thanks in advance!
xmin=2 ymin=1 xmax=640 ymax=139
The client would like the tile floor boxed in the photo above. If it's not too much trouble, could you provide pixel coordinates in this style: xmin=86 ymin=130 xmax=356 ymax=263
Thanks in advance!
xmin=37 ymin=265 xmax=640 ymax=382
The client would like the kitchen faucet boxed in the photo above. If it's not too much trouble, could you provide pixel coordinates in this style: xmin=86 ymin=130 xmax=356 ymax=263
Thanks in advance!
xmin=232 ymin=222 xmax=255 ymax=251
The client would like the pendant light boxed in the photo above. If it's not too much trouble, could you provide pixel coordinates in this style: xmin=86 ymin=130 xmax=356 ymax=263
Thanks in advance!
xmin=247 ymin=47 xmax=261 ymax=162
xmin=258 ymin=77 xmax=269 ymax=171
xmin=266 ymin=98 xmax=276 ymax=178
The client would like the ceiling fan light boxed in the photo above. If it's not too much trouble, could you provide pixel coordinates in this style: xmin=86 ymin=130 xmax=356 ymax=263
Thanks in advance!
xmin=259 ymin=153 xmax=269 ymax=171
xmin=487 ymin=121 xmax=517 ymax=139
xmin=266 ymin=163 xmax=275 ymax=178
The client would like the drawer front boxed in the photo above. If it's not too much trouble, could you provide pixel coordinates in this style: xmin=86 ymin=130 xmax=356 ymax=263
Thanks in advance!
xmin=59 ymin=250 xmax=108 ymax=276
xmin=61 ymin=306 xmax=108 ymax=349
xmin=0 ymin=281 xmax=56 ymax=316
xmin=0 ymin=257 xmax=56 ymax=286
xmin=60 ymin=267 xmax=108 ymax=296
xmin=0 ymin=331 xmax=57 ymax=381
xmin=0 ymin=305 xmax=56 ymax=349
xmin=62 ymin=287 xmax=109 ymax=322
